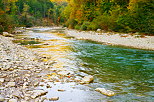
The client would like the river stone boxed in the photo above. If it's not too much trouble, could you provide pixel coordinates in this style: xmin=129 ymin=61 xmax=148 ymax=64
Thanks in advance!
xmin=25 ymin=74 xmax=30 ymax=77
xmin=3 ymin=32 xmax=9 ymax=35
xmin=46 ymin=84 xmax=51 ymax=88
xmin=12 ymin=90 xmax=22 ymax=98
xmin=9 ymin=68 xmax=14 ymax=71
xmin=2 ymin=32 xmax=14 ymax=37
xmin=0 ymin=78 xmax=5 ymax=83
xmin=97 ymin=29 xmax=101 ymax=32
xmin=8 ymin=99 xmax=18 ymax=102
xmin=31 ymin=90 xmax=48 ymax=99
xmin=49 ymin=97 xmax=59 ymax=101
xmin=20 ymin=100 xmax=27 ymax=102
xmin=95 ymin=88 xmax=115 ymax=97
xmin=0 ymin=87 xmax=5 ymax=90
xmin=33 ymin=81 xmax=39 ymax=86
xmin=80 ymin=75 xmax=94 ymax=84
xmin=7 ymin=82 xmax=16 ymax=87
xmin=0 ymin=95 xmax=5 ymax=101
xmin=58 ymin=71 xmax=70 ymax=76
xmin=57 ymin=89 xmax=65 ymax=92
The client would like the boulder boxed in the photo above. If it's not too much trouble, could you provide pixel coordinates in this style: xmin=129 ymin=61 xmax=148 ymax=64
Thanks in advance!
xmin=80 ymin=75 xmax=94 ymax=84
xmin=95 ymin=88 xmax=115 ymax=96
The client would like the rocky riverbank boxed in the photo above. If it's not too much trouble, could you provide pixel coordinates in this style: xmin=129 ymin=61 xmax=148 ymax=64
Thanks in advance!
xmin=0 ymin=34 xmax=49 ymax=102
xmin=0 ymin=34 xmax=86 ymax=102
xmin=65 ymin=29 xmax=154 ymax=50
xmin=0 ymin=33 xmax=112 ymax=102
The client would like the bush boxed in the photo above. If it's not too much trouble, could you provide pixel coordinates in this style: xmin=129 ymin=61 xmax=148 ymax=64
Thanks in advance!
xmin=87 ymin=22 xmax=99 ymax=30
xmin=0 ymin=14 xmax=16 ymax=33
xmin=75 ymin=24 xmax=81 ymax=30
xmin=80 ymin=21 xmax=91 ymax=30
xmin=92 ymin=14 xmax=116 ymax=31
xmin=65 ymin=19 xmax=77 ymax=29
xmin=116 ymin=1 xmax=154 ymax=34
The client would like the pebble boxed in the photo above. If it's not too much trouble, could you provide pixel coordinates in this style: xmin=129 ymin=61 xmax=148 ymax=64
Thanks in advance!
xmin=21 ymin=100 xmax=27 ymax=102
xmin=0 ymin=87 xmax=5 ymax=90
xmin=49 ymin=97 xmax=59 ymax=101
xmin=9 ymin=68 xmax=14 ymax=71
xmin=8 ymin=99 xmax=18 ymax=102
xmin=7 ymin=82 xmax=16 ymax=87
xmin=0 ymin=95 xmax=5 ymax=102
xmin=0 ymin=78 xmax=5 ymax=83
xmin=23 ymin=82 xmax=29 ymax=89
xmin=46 ymin=84 xmax=51 ymax=88
xmin=25 ymin=74 xmax=30 ymax=77
xmin=58 ymin=71 xmax=70 ymax=76
xmin=34 ymin=82 xmax=39 ymax=86
xmin=12 ymin=90 xmax=22 ymax=98
xmin=57 ymin=89 xmax=65 ymax=92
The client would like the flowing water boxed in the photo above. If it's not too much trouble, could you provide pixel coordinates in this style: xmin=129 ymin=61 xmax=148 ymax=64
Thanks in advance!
xmin=13 ymin=27 xmax=154 ymax=102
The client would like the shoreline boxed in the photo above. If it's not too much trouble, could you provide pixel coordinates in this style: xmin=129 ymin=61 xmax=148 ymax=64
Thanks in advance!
xmin=65 ymin=29 xmax=154 ymax=51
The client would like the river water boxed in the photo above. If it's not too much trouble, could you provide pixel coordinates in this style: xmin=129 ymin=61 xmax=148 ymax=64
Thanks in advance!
xmin=13 ymin=27 xmax=154 ymax=102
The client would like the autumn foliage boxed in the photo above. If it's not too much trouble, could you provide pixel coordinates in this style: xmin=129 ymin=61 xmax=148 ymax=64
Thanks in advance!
xmin=0 ymin=0 xmax=153 ymax=34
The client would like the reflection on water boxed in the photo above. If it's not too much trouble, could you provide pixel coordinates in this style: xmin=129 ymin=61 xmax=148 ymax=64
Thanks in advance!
xmin=14 ymin=27 xmax=154 ymax=101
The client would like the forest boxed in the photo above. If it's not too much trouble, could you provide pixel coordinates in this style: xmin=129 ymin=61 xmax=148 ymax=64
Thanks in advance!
xmin=0 ymin=0 xmax=153 ymax=34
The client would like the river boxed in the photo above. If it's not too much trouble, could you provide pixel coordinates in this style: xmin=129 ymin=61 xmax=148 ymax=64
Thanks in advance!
xmin=13 ymin=27 xmax=154 ymax=102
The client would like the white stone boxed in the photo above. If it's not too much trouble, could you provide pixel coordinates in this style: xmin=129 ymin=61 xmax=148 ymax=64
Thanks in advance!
xmin=58 ymin=71 xmax=70 ymax=76
xmin=25 ymin=74 xmax=30 ymax=77
xmin=80 ymin=75 xmax=94 ymax=84
xmin=3 ymin=32 xmax=9 ymax=35
xmin=8 ymin=99 xmax=18 ymax=102
xmin=33 ymin=82 xmax=39 ymax=86
xmin=97 ymin=29 xmax=101 ymax=32
xmin=7 ymin=82 xmax=16 ymax=87
xmin=21 ymin=100 xmax=27 ymax=102
xmin=2 ymin=32 xmax=14 ymax=37
xmin=0 ymin=95 xmax=5 ymax=101
xmin=95 ymin=88 xmax=115 ymax=96
xmin=0 ymin=78 xmax=5 ymax=83
xmin=23 ymin=82 xmax=29 ymax=89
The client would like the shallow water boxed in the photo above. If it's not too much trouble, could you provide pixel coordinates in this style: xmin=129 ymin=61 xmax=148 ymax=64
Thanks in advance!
xmin=14 ymin=27 xmax=154 ymax=101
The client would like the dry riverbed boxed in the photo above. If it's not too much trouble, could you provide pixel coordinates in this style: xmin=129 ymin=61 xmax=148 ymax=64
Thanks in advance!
xmin=0 ymin=32 xmax=109 ymax=102
xmin=65 ymin=29 xmax=154 ymax=50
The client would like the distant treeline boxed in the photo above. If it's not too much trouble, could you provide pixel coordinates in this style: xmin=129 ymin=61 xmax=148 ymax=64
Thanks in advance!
xmin=0 ymin=0 xmax=153 ymax=34
xmin=62 ymin=0 xmax=154 ymax=34
xmin=0 ymin=0 xmax=66 ymax=33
